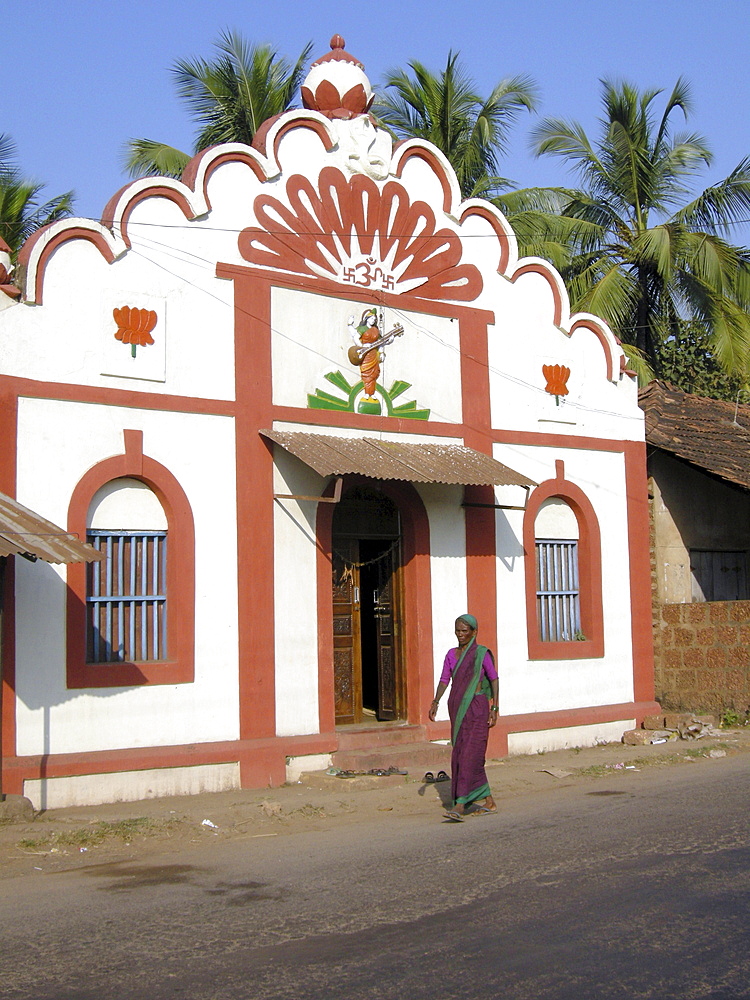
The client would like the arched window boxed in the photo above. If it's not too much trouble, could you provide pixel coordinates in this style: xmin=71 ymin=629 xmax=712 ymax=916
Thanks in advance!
xmin=535 ymin=499 xmax=581 ymax=642
xmin=86 ymin=479 xmax=168 ymax=664
xmin=66 ymin=432 xmax=195 ymax=687
xmin=523 ymin=462 xmax=604 ymax=660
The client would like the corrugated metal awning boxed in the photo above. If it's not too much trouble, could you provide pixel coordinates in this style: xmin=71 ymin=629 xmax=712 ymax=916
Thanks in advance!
xmin=0 ymin=491 xmax=103 ymax=564
xmin=261 ymin=430 xmax=536 ymax=488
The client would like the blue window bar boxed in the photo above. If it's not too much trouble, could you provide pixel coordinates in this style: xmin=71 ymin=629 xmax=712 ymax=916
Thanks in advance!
xmin=86 ymin=530 xmax=167 ymax=662
xmin=535 ymin=538 xmax=580 ymax=641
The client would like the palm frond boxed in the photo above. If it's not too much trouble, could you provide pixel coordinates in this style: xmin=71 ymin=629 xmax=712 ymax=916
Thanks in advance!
xmin=123 ymin=139 xmax=191 ymax=179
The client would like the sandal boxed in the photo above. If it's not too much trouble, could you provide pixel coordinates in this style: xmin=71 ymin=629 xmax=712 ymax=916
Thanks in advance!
xmin=444 ymin=810 xmax=464 ymax=822
xmin=470 ymin=805 xmax=496 ymax=815
xmin=424 ymin=772 xmax=435 ymax=783
xmin=436 ymin=770 xmax=449 ymax=782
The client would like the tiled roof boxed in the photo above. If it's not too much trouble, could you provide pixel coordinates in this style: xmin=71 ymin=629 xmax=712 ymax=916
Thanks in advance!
xmin=639 ymin=380 xmax=750 ymax=491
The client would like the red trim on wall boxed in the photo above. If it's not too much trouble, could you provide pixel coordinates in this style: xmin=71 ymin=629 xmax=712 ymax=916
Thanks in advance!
xmin=624 ymin=440 xmax=656 ymax=702
xmin=569 ymin=317 xmax=615 ymax=381
xmin=458 ymin=310 xmax=494 ymax=453
xmin=181 ymin=149 xmax=268 ymax=214
xmin=0 ymin=375 xmax=236 ymax=417
xmin=216 ymin=263 xmax=495 ymax=325
xmin=1 ymin=731 xmax=339 ymax=796
xmin=18 ymin=226 xmax=119 ymax=306
xmin=228 ymin=273 xmax=277 ymax=754
xmin=510 ymin=261 xmax=564 ymax=325
xmin=523 ymin=460 xmax=604 ymax=659
xmin=66 ymin=433 xmax=196 ymax=688
xmin=458 ymin=202 xmax=511 ymax=274
xmin=110 ymin=186 xmax=197 ymax=249
xmin=391 ymin=143 xmax=453 ymax=213
xmin=272 ymin=405 xmax=466 ymax=438
xmin=464 ymin=485 xmax=499 ymax=658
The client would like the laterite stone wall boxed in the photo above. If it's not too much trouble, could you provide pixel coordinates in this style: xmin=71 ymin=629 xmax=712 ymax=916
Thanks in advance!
xmin=653 ymin=600 xmax=750 ymax=713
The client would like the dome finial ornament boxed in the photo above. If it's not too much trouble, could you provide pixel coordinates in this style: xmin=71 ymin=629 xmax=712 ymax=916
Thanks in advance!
xmin=301 ymin=34 xmax=373 ymax=119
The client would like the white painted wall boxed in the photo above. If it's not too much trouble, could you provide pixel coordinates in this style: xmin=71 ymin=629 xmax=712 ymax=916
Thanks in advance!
xmin=271 ymin=287 xmax=461 ymax=422
xmin=272 ymin=446 xmax=325 ymax=736
xmin=89 ymin=478 xmax=168 ymax=530
xmin=492 ymin=444 xmax=635 ymax=717
xmin=0 ymin=111 xmax=649 ymax=780
xmin=416 ymin=482 xmax=467 ymax=722
xmin=14 ymin=397 xmax=240 ymax=755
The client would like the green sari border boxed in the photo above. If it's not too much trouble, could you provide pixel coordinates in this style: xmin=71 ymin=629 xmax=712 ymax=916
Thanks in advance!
xmin=451 ymin=643 xmax=490 ymax=746
xmin=456 ymin=782 xmax=491 ymax=807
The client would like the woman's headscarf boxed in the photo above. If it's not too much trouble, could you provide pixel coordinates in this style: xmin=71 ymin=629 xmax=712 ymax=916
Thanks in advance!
xmin=457 ymin=613 xmax=477 ymax=630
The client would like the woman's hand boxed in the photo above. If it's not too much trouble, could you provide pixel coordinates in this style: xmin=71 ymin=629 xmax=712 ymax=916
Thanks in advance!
xmin=488 ymin=705 xmax=499 ymax=728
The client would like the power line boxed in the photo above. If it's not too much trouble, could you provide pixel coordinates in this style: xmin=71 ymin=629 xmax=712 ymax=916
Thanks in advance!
xmin=125 ymin=230 xmax=643 ymax=425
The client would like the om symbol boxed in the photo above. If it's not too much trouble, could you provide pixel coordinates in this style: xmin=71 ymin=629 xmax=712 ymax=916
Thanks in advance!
xmin=343 ymin=257 xmax=394 ymax=290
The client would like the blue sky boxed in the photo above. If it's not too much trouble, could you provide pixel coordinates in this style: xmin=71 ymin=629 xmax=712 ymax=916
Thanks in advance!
xmin=8 ymin=0 xmax=750 ymax=241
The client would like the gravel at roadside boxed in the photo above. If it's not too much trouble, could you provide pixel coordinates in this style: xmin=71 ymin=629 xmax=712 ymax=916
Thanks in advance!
xmin=1 ymin=728 xmax=748 ymax=880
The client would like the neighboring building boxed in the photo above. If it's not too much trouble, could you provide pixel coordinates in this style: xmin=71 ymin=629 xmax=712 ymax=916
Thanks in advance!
xmin=641 ymin=380 xmax=750 ymax=713
xmin=0 ymin=38 xmax=656 ymax=808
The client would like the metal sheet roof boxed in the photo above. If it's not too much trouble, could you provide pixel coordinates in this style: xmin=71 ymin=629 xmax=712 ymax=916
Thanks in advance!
xmin=0 ymin=491 xmax=103 ymax=564
xmin=262 ymin=431 xmax=536 ymax=488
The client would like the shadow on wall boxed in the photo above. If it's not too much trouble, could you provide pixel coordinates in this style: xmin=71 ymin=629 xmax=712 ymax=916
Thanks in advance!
xmin=10 ymin=558 xmax=148 ymax=810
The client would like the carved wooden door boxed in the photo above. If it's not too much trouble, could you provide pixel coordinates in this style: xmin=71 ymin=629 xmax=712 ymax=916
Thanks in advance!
xmin=332 ymin=541 xmax=360 ymax=725
xmin=373 ymin=544 xmax=398 ymax=720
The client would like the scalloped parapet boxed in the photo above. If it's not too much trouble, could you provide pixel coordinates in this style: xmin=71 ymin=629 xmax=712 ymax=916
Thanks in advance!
xmin=12 ymin=107 xmax=628 ymax=384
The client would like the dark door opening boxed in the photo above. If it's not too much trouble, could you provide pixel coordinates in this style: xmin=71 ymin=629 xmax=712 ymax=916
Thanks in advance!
xmin=332 ymin=487 xmax=403 ymax=725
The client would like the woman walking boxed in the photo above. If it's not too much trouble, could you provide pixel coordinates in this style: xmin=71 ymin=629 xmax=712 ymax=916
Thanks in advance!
xmin=428 ymin=614 xmax=499 ymax=820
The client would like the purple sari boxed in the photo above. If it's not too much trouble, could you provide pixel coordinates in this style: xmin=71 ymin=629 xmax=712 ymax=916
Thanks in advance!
xmin=446 ymin=640 xmax=494 ymax=808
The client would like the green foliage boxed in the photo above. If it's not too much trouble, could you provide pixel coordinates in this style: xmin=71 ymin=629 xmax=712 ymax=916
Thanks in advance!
xmin=720 ymin=708 xmax=749 ymax=728
xmin=124 ymin=31 xmax=312 ymax=178
xmin=498 ymin=79 xmax=750 ymax=380
xmin=657 ymin=322 xmax=746 ymax=400
xmin=0 ymin=133 xmax=74 ymax=258
xmin=17 ymin=817 xmax=168 ymax=851
xmin=373 ymin=52 xmax=537 ymax=199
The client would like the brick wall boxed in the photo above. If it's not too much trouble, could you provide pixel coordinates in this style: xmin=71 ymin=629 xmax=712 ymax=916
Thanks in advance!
xmin=653 ymin=600 xmax=750 ymax=712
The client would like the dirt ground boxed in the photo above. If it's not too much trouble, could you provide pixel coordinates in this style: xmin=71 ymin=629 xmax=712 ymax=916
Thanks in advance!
xmin=2 ymin=728 xmax=748 ymax=881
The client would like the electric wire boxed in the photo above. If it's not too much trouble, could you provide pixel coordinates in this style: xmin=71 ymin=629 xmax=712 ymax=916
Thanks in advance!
xmin=125 ymin=229 xmax=643 ymax=426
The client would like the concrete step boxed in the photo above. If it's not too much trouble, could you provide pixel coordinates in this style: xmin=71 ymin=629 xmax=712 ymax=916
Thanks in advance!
xmin=332 ymin=740 xmax=451 ymax=774
xmin=335 ymin=723 xmax=428 ymax=751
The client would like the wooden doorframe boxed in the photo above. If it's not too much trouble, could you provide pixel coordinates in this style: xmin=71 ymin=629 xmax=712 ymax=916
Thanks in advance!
xmin=316 ymin=476 xmax=435 ymax=735
xmin=331 ymin=501 xmax=403 ymax=725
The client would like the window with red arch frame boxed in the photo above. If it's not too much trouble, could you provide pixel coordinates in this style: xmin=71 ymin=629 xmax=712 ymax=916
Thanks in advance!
xmin=523 ymin=461 xmax=604 ymax=660
xmin=66 ymin=430 xmax=195 ymax=688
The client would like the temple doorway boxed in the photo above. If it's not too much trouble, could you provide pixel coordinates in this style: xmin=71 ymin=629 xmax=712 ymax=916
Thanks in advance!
xmin=332 ymin=486 xmax=404 ymax=725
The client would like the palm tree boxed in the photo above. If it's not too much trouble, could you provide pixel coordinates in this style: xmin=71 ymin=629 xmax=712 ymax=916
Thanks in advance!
xmin=373 ymin=52 xmax=537 ymax=199
xmin=125 ymin=31 xmax=313 ymax=178
xmin=498 ymin=79 xmax=750 ymax=379
xmin=0 ymin=133 xmax=74 ymax=257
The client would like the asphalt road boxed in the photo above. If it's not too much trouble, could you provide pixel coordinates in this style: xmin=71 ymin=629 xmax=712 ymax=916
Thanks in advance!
xmin=2 ymin=756 xmax=748 ymax=1000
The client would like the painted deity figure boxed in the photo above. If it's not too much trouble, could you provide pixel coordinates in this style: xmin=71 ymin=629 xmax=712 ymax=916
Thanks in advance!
xmin=348 ymin=308 xmax=382 ymax=400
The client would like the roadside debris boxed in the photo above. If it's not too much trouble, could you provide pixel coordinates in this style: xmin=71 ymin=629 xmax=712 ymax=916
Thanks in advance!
xmin=623 ymin=713 xmax=723 ymax=745
xmin=538 ymin=767 xmax=573 ymax=779
xmin=201 ymin=818 xmax=218 ymax=829
xmin=259 ymin=801 xmax=283 ymax=818
xmin=325 ymin=766 xmax=408 ymax=778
